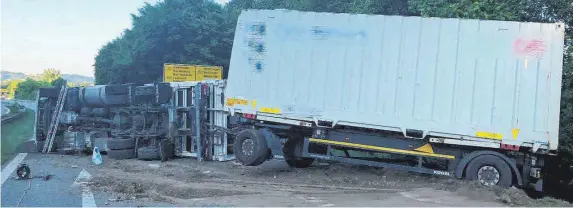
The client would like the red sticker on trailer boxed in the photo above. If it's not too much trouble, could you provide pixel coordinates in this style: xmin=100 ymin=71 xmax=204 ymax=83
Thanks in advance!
xmin=513 ymin=38 xmax=546 ymax=58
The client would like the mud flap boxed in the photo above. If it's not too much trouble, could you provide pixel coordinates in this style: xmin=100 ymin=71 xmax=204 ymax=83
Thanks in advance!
xmin=259 ymin=128 xmax=284 ymax=158
xmin=532 ymin=179 xmax=543 ymax=192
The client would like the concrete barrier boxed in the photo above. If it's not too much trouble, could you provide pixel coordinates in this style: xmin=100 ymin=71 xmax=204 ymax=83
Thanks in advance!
xmin=1 ymin=105 xmax=26 ymax=124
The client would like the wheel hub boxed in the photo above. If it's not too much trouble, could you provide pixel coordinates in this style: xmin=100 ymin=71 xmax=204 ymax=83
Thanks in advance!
xmin=477 ymin=165 xmax=500 ymax=186
xmin=242 ymin=139 xmax=255 ymax=156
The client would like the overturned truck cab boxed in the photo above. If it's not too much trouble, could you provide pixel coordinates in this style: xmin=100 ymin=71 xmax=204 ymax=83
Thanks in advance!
xmin=34 ymin=80 xmax=234 ymax=161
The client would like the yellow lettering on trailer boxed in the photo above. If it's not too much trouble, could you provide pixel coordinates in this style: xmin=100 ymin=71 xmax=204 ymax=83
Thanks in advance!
xmin=260 ymin=107 xmax=280 ymax=114
xmin=476 ymin=131 xmax=503 ymax=140
xmin=225 ymin=98 xmax=248 ymax=106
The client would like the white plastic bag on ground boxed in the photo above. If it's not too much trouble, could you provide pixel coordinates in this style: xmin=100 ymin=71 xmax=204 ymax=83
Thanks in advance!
xmin=92 ymin=147 xmax=103 ymax=165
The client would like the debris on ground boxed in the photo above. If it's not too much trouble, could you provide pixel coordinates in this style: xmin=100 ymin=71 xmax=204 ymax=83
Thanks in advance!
xmin=48 ymin=154 xmax=572 ymax=207
xmin=148 ymin=164 xmax=160 ymax=169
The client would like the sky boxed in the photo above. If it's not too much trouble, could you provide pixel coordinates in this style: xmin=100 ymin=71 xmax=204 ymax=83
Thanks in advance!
xmin=1 ymin=0 xmax=230 ymax=77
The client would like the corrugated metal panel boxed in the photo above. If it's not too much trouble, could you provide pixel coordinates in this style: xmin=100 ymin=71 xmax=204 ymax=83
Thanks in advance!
xmin=225 ymin=9 xmax=566 ymax=151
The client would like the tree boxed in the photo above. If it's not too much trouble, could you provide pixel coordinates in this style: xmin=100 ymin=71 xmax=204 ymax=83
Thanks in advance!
xmin=94 ymin=0 xmax=234 ymax=84
xmin=13 ymin=78 xmax=50 ymax=100
xmin=51 ymin=77 xmax=67 ymax=88
xmin=7 ymin=79 xmax=23 ymax=99
xmin=40 ymin=68 xmax=62 ymax=84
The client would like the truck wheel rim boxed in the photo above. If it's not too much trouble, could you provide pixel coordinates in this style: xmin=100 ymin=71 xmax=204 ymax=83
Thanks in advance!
xmin=477 ymin=165 xmax=500 ymax=186
xmin=242 ymin=139 xmax=254 ymax=156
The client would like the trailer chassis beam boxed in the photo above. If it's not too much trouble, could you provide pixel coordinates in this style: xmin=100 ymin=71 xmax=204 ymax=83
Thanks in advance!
xmin=301 ymin=137 xmax=453 ymax=177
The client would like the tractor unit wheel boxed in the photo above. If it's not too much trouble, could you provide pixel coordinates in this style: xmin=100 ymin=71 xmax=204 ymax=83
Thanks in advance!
xmin=107 ymin=138 xmax=136 ymax=150
xmin=137 ymin=147 xmax=161 ymax=161
xmin=108 ymin=149 xmax=136 ymax=160
xmin=233 ymin=129 xmax=269 ymax=166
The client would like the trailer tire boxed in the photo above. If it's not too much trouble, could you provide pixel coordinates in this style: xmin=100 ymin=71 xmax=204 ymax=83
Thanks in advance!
xmin=466 ymin=155 xmax=513 ymax=187
xmin=137 ymin=147 xmax=160 ymax=161
xmin=284 ymin=139 xmax=314 ymax=168
xmin=107 ymin=138 xmax=135 ymax=150
xmin=108 ymin=149 xmax=135 ymax=160
xmin=234 ymin=129 xmax=268 ymax=166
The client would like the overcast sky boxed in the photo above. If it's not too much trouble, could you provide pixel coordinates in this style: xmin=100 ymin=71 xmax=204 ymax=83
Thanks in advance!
xmin=1 ymin=0 xmax=230 ymax=77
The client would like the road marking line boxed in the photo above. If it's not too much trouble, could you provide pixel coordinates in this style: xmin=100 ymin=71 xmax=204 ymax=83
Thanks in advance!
xmin=82 ymin=185 xmax=97 ymax=207
xmin=1 ymin=153 xmax=27 ymax=186
xmin=74 ymin=169 xmax=97 ymax=207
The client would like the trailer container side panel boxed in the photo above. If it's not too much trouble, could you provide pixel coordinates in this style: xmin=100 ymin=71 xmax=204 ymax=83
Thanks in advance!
xmin=225 ymin=9 xmax=566 ymax=151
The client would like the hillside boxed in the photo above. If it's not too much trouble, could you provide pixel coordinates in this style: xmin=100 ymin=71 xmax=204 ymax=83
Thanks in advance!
xmin=1 ymin=71 xmax=94 ymax=84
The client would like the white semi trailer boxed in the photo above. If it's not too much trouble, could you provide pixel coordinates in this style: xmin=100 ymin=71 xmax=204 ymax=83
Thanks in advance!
xmin=223 ymin=9 xmax=566 ymax=191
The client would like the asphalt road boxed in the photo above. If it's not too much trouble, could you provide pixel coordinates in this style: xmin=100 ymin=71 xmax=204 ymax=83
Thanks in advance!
xmin=1 ymin=153 xmax=83 ymax=207
xmin=1 ymin=153 xmax=173 ymax=207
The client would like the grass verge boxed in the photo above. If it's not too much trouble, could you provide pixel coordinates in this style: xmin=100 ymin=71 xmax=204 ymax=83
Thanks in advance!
xmin=1 ymin=109 xmax=34 ymax=164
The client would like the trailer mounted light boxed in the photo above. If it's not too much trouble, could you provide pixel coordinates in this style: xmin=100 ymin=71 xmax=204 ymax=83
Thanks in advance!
xmin=242 ymin=113 xmax=256 ymax=119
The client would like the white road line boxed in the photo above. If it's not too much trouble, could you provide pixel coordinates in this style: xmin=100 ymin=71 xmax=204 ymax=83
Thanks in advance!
xmin=74 ymin=169 xmax=97 ymax=207
xmin=82 ymin=185 xmax=97 ymax=207
xmin=1 ymin=153 xmax=28 ymax=186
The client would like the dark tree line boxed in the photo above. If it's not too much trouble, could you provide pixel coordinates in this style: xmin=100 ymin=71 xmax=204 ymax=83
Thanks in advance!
xmin=94 ymin=0 xmax=572 ymax=196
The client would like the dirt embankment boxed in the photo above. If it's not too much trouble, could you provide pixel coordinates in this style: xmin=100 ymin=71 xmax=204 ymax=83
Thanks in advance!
xmin=56 ymin=155 xmax=571 ymax=207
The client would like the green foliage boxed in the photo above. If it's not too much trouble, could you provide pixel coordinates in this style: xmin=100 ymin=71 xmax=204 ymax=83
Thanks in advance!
xmin=51 ymin=77 xmax=67 ymax=88
xmin=13 ymin=78 xmax=50 ymax=100
xmin=94 ymin=0 xmax=234 ymax=84
xmin=7 ymin=69 xmax=68 ymax=100
xmin=408 ymin=0 xmax=541 ymax=21
xmin=7 ymin=80 xmax=23 ymax=99
xmin=41 ymin=68 xmax=62 ymax=84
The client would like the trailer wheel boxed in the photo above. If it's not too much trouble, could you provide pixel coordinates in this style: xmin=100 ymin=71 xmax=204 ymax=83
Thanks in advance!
xmin=284 ymin=139 xmax=314 ymax=168
xmin=466 ymin=155 xmax=513 ymax=187
xmin=108 ymin=149 xmax=136 ymax=160
xmin=137 ymin=147 xmax=161 ymax=161
xmin=107 ymin=138 xmax=135 ymax=150
xmin=233 ymin=129 xmax=268 ymax=166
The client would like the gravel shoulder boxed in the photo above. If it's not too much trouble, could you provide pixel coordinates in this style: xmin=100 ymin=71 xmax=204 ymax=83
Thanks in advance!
xmin=43 ymin=154 xmax=572 ymax=207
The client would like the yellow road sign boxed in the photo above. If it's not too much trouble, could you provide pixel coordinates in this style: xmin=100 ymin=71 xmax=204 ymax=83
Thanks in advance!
xmin=163 ymin=64 xmax=196 ymax=82
xmin=196 ymin=65 xmax=223 ymax=80
xmin=163 ymin=64 xmax=223 ymax=82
